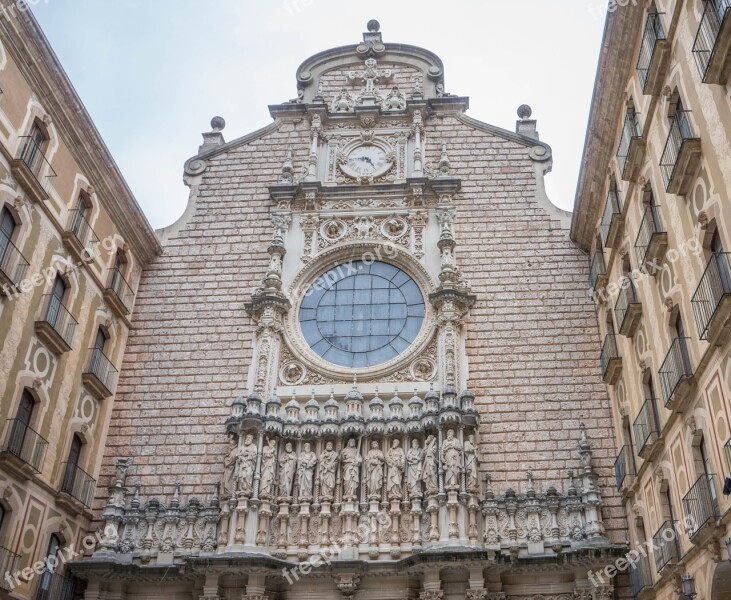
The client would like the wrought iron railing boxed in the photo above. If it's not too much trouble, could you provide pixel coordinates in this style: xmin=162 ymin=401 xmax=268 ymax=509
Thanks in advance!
xmin=17 ymin=135 xmax=56 ymax=192
xmin=634 ymin=396 xmax=661 ymax=456
xmin=0 ymin=545 xmax=20 ymax=590
xmin=66 ymin=209 xmax=99 ymax=257
xmin=635 ymin=204 xmax=665 ymax=270
xmin=34 ymin=571 xmax=77 ymax=600
xmin=600 ymin=189 xmax=623 ymax=247
xmin=653 ymin=520 xmax=680 ymax=571
xmin=614 ymin=278 xmax=641 ymax=333
xmin=682 ymin=473 xmax=721 ymax=537
xmin=659 ymin=337 xmax=693 ymax=407
xmin=724 ymin=438 xmax=731 ymax=471
xmin=617 ymin=111 xmax=642 ymax=177
xmin=3 ymin=418 xmax=48 ymax=472
xmin=660 ymin=110 xmax=697 ymax=190
xmin=600 ymin=334 xmax=620 ymax=380
xmin=106 ymin=267 xmax=135 ymax=314
xmin=0 ymin=229 xmax=30 ymax=290
xmin=84 ymin=347 xmax=118 ymax=395
xmin=637 ymin=12 xmax=667 ymax=91
xmin=691 ymin=252 xmax=731 ymax=340
xmin=60 ymin=461 xmax=96 ymax=507
xmin=37 ymin=294 xmax=78 ymax=349
xmin=589 ymin=250 xmax=607 ymax=291
xmin=614 ymin=445 xmax=636 ymax=490
xmin=629 ymin=552 xmax=653 ymax=597
xmin=693 ymin=0 xmax=731 ymax=80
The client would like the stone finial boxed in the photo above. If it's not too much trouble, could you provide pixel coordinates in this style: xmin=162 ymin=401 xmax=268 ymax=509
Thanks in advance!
xmin=437 ymin=144 xmax=451 ymax=177
xmin=114 ymin=457 xmax=133 ymax=487
xmin=199 ymin=117 xmax=226 ymax=153
xmin=517 ymin=104 xmax=532 ymax=120
xmin=279 ymin=149 xmax=294 ymax=184
xmin=210 ymin=116 xmax=226 ymax=131
xmin=516 ymin=104 xmax=539 ymax=140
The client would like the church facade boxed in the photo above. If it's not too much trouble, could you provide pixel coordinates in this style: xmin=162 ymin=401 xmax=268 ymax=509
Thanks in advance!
xmin=69 ymin=21 xmax=630 ymax=600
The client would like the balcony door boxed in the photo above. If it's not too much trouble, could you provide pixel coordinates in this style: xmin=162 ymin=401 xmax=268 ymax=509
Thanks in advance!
xmin=0 ymin=207 xmax=15 ymax=265
xmin=673 ymin=314 xmax=692 ymax=373
xmin=699 ymin=436 xmax=720 ymax=517
xmin=47 ymin=275 xmax=67 ymax=327
xmin=22 ymin=122 xmax=47 ymax=171
xmin=711 ymin=230 xmax=731 ymax=293
xmin=89 ymin=327 xmax=108 ymax=377
xmin=61 ymin=435 xmax=82 ymax=496
xmin=36 ymin=533 xmax=61 ymax=600
xmin=9 ymin=390 xmax=34 ymax=458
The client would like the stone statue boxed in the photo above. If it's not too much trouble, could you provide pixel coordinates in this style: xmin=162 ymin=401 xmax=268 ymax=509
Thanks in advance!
xmin=441 ymin=429 xmax=462 ymax=490
xmin=259 ymin=438 xmax=277 ymax=498
xmin=222 ymin=434 xmax=238 ymax=499
xmin=385 ymin=438 xmax=405 ymax=499
xmin=423 ymin=434 xmax=439 ymax=496
xmin=464 ymin=434 xmax=478 ymax=492
xmin=406 ymin=438 xmax=424 ymax=498
xmin=278 ymin=441 xmax=297 ymax=498
xmin=319 ymin=441 xmax=339 ymax=499
xmin=297 ymin=442 xmax=318 ymax=500
xmin=366 ymin=441 xmax=385 ymax=499
xmin=114 ymin=457 xmax=133 ymax=488
xmin=237 ymin=433 xmax=258 ymax=496
xmin=342 ymin=438 xmax=362 ymax=499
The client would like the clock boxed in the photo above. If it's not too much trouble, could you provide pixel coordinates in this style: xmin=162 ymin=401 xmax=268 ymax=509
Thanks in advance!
xmin=340 ymin=143 xmax=392 ymax=179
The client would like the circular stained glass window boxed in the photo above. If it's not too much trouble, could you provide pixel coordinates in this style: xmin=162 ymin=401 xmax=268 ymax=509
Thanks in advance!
xmin=299 ymin=260 xmax=426 ymax=368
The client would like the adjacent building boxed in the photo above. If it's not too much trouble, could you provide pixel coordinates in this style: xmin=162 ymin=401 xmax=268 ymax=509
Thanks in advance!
xmin=573 ymin=1 xmax=731 ymax=599
xmin=0 ymin=4 xmax=160 ymax=599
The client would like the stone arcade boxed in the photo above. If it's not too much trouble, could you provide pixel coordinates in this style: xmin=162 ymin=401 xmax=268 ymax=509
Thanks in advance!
xmin=74 ymin=21 xmax=628 ymax=600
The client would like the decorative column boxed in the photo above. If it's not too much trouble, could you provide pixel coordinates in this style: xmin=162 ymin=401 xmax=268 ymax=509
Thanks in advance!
xmin=97 ymin=457 xmax=133 ymax=555
xmin=306 ymin=114 xmax=321 ymax=181
xmin=577 ymin=422 xmax=606 ymax=539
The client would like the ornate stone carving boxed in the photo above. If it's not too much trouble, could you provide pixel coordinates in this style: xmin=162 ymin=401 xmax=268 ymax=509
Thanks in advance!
xmin=406 ymin=438 xmax=424 ymax=499
xmin=385 ymin=438 xmax=405 ymax=500
xmin=342 ymin=438 xmax=363 ymax=499
xmin=441 ymin=429 xmax=462 ymax=490
xmin=366 ymin=441 xmax=385 ymax=499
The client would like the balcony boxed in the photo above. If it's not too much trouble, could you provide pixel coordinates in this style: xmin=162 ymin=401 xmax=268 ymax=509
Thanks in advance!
xmin=614 ymin=278 xmax=642 ymax=337
xmin=691 ymin=252 xmax=731 ymax=343
xmin=659 ymin=337 xmax=694 ymax=410
xmin=11 ymin=136 xmax=57 ymax=202
xmin=653 ymin=520 xmax=680 ymax=572
xmin=635 ymin=204 xmax=668 ymax=274
xmin=589 ymin=250 xmax=608 ymax=293
xmin=0 ymin=545 xmax=21 ymax=591
xmin=2 ymin=418 xmax=48 ymax=474
xmin=725 ymin=438 xmax=731 ymax=472
xmin=617 ymin=111 xmax=646 ymax=182
xmin=693 ymin=0 xmax=731 ymax=84
xmin=0 ymin=229 xmax=30 ymax=295
xmin=34 ymin=294 xmax=78 ymax=354
xmin=633 ymin=396 xmax=661 ymax=459
xmin=62 ymin=209 xmax=99 ymax=263
xmin=59 ymin=461 xmax=96 ymax=508
xmin=629 ymin=553 xmax=653 ymax=598
xmin=601 ymin=334 xmax=622 ymax=384
xmin=82 ymin=348 xmax=118 ymax=400
xmin=683 ymin=473 xmax=721 ymax=542
xmin=614 ymin=445 xmax=636 ymax=492
xmin=600 ymin=189 xmax=624 ymax=249
xmin=34 ymin=571 xmax=77 ymax=600
xmin=637 ymin=12 xmax=670 ymax=95
xmin=660 ymin=110 xmax=702 ymax=196
xmin=103 ymin=267 xmax=135 ymax=317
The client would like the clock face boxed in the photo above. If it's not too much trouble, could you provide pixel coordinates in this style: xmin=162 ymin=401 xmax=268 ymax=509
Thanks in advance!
xmin=346 ymin=145 xmax=389 ymax=176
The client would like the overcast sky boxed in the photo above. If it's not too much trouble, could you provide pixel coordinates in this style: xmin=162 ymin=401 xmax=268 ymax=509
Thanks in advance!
xmin=32 ymin=1 xmax=607 ymax=230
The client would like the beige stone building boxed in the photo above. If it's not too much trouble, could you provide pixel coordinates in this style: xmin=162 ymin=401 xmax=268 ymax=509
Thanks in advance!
xmin=0 ymin=4 xmax=160 ymax=600
xmin=573 ymin=1 xmax=731 ymax=599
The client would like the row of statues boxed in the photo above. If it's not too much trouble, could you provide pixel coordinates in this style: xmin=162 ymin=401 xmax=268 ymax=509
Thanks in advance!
xmin=223 ymin=430 xmax=479 ymax=504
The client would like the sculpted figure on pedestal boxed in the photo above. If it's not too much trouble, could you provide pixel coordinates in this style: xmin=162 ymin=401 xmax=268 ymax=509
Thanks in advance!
xmin=237 ymin=434 xmax=258 ymax=495
xmin=222 ymin=434 xmax=238 ymax=499
xmin=278 ymin=441 xmax=297 ymax=498
xmin=319 ymin=441 xmax=339 ymax=499
xmin=298 ymin=442 xmax=318 ymax=500
xmin=464 ymin=434 xmax=479 ymax=492
xmin=342 ymin=438 xmax=362 ymax=499
xmin=423 ymin=434 xmax=439 ymax=496
xmin=406 ymin=438 xmax=424 ymax=498
xmin=366 ymin=440 xmax=385 ymax=498
xmin=385 ymin=438 xmax=405 ymax=499
xmin=259 ymin=438 xmax=277 ymax=498
xmin=441 ymin=429 xmax=462 ymax=490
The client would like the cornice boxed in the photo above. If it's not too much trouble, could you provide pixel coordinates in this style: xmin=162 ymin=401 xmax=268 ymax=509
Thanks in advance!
xmin=0 ymin=4 xmax=162 ymax=264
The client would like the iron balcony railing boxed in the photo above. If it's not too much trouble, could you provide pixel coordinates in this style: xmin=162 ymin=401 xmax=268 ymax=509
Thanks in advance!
xmin=653 ymin=520 xmax=680 ymax=571
xmin=637 ymin=12 xmax=667 ymax=91
xmin=635 ymin=204 xmax=666 ymax=270
xmin=614 ymin=445 xmax=636 ymax=490
xmin=35 ymin=571 xmax=77 ymax=600
xmin=634 ymin=396 xmax=661 ymax=456
xmin=614 ymin=278 xmax=641 ymax=333
xmin=660 ymin=110 xmax=697 ymax=191
xmin=0 ymin=229 xmax=30 ymax=290
xmin=600 ymin=189 xmax=623 ymax=247
xmin=84 ymin=347 xmax=118 ymax=395
xmin=589 ymin=250 xmax=607 ymax=291
xmin=683 ymin=473 xmax=721 ymax=538
xmin=3 ymin=418 xmax=48 ymax=472
xmin=37 ymin=294 xmax=78 ymax=349
xmin=600 ymin=334 xmax=620 ymax=379
xmin=617 ymin=111 xmax=642 ymax=178
xmin=629 ymin=552 xmax=653 ymax=597
xmin=66 ymin=209 xmax=99 ymax=257
xmin=692 ymin=0 xmax=731 ymax=81
xmin=17 ymin=135 xmax=57 ymax=192
xmin=691 ymin=252 xmax=731 ymax=340
xmin=724 ymin=438 xmax=731 ymax=471
xmin=0 ymin=545 xmax=21 ymax=591
xmin=106 ymin=267 xmax=135 ymax=314
xmin=60 ymin=461 xmax=96 ymax=507
xmin=659 ymin=337 xmax=693 ymax=407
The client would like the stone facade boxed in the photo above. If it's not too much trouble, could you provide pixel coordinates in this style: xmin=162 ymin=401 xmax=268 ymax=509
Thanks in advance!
xmin=74 ymin=21 xmax=629 ymax=600
xmin=573 ymin=1 xmax=731 ymax=599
